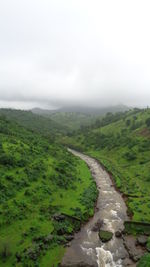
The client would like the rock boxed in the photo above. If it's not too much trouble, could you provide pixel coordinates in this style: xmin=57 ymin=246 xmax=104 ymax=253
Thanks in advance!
xmin=53 ymin=213 xmax=66 ymax=221
xmin=44 ymin=234 xmax=53 ymax=243
xmin=132 ymin=254 xmax=141 ymax=262
xmin=136 ymin=235 xmax=148 ymax=246
xmin=99 ymin=230 xmax=113 ymax=242
xmin=147 ymin=246 xmax=150 ymax=252
xmin=60 ymin=263 xmax=96 ymax=267
xmin=65 ymin=242 xmax=71 ymax=247
xmin=57 ymin=228 xmax=66 ymax=235
xmin=92 ymin=219 xmax=103 ymax=232
xmin=65 ymin=235 xmax=74 ymax=242
xmin=115 ymin=230 xmax=122 ymax=238
xmin=15 ymin=252 xmax=21 ymax=262
xmin=122 ymin=258 xmax=133 ymax=266
xmin=26 ymin=246 xmax=41 ymax=261
xmin=123 ymin=235 xmax=145 ymax=263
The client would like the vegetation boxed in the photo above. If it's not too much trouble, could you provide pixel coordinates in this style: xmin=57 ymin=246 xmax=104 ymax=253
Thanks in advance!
xmin=63 ymin=107 xmax=150 ymax=265
xmin=137 ymin=254 xmax=150 ymax=267
xmin=0 ymin=115 xmax=98 ymax=267
xmin=1 ymin=106 xmax=150 ymax=265
xmin=64 ymin=108 xmax=150 ymax=222
xmin=0 ymin=109 xmax=68 ymax=139
xmin=99 ymin=230 xmax=113 ymax=242
xmin=46 ymin=112 xmax=98 ymax=131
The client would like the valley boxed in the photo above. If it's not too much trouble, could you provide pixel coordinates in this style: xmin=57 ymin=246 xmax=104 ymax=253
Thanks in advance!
xmin=0 ymin=107 xmax=150 ymax=266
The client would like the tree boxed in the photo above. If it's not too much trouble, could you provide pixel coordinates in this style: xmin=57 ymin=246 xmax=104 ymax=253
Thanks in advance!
xmin=126 ymin=119 xmax=131 ymax=127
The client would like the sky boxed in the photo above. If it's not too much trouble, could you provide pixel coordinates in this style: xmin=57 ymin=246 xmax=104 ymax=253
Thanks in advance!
xmin=0 ymin=0 xmax=150 ymax=110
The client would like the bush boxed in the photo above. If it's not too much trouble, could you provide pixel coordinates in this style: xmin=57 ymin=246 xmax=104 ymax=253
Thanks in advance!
xmin=146 ymin=118 xmax=150 ymax=128
xmin=0 ymin=242 xmax=11 ymax=260
xmin=124 ymin=151 xmax=136 ymax=161
xmin=137 ymin=253 xmax=150 ymax=267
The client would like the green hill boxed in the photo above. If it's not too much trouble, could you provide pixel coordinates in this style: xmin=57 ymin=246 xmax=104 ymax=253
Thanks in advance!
xmin=48 ymin=112 xmax=97 ymax=131
xmin=63 ymin=107 xmax=150 ymax=265
xmin=0 ymin=109 xmax=69 ymax=139
xmin=64 ymin=108 xmax=150 ymax=223
xmin=31 ymin=105 xmax=129 ymax=131
xmin=0 ymin=116 xmax=97 ymax=267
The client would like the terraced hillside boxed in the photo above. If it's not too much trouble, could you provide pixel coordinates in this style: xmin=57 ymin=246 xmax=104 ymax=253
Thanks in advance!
xmin=0 ymin=116 xmax=97 ymax=267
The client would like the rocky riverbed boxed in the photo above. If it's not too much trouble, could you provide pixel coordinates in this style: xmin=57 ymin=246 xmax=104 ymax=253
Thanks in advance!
xmin=60 ymin=149 xmax=137 ymax=267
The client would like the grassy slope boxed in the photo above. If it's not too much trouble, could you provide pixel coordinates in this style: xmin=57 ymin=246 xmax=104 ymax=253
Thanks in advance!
xmin=0 ymin=116 xmax=97 ymax=267
xmin=0 ymin=109 xmax=68 ymax=138
xmin=66 ymin=109 xmax=150 ymax=222
xmin=49 ymin=112 xmax=98 ymax=131
xmin=90 ymin=110 xmax=150 ymax=223
xmin=64 ymin=108 xmax=150 ymax=266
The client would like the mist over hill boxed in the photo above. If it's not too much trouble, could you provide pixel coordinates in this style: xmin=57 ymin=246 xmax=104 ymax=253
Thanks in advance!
xmin=32 ymin=104 xmax=129 ymax=115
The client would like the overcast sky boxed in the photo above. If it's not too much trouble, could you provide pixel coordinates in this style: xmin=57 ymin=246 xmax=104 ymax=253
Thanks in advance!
xmin=0 ymin=0 xmax=150 ymax=109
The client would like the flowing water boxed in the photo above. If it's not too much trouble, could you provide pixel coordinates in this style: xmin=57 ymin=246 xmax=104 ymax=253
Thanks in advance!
xmin=61 ymin=149 xmax=130 ymax=267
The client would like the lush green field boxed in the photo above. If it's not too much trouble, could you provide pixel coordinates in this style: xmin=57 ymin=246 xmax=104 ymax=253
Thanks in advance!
xmin=0 ymin=116 xmax=98 ymax=267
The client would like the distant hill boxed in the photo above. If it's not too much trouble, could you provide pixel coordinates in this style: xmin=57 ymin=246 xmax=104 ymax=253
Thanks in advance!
xmin=31 ymin=105 xmax=130 ymax=131
xmin=31 ymin=107 xmax=55 ymax=115
xmin=0 ymin=108 xmax=68 ymax=138
xmin=56 ymin=104 xmax=129 ymax=114
xmin=32 ymin=104 xmax=129 ymax=115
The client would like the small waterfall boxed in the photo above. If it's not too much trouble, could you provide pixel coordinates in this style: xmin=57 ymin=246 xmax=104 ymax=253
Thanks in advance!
xmin=96 ymin=247 xmax=122 ymax=267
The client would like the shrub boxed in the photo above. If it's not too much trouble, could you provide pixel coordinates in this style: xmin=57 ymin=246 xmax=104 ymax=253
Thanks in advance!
xmin=0 ymin=242 xmax=11 ymax=260
xmin=146 ymin=118 xmax=150 ymax=128
xmin=124 ymin=151 xmax=136 ymax=161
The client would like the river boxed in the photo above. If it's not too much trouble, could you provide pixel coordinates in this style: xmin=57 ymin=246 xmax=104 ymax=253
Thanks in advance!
xmin=60 ymin=149 xmax=134 ymax=267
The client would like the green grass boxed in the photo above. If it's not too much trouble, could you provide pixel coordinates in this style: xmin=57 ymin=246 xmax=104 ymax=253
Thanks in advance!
xmin=137 ymin=254 xmax=150 ymax=267
xmin=0 ymin=116 xmax=98 ymax=267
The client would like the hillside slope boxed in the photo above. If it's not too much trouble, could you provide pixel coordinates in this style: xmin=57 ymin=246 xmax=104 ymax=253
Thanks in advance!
xmin=64 ymin=108 xmax=150 ymax=223
xmin=31 ymin=105 xmax=129 ymax=131
xmin=0 ymin=116 xmax=97 ymax=267
xmin=0 ymin=109 xmax=68 ymax=138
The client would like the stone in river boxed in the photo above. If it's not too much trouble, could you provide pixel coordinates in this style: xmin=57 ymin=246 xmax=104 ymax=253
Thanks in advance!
xmin=136 ymin=235 xmax=148 ymax=246
xmin=115 ymin=230 xmax=122 ymax=238
xmin=99 ymin=230 xmax=113 ymax=242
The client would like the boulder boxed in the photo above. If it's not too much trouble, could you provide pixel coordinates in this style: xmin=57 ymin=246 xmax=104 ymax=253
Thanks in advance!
xmin=123 ymin=235 xmax=145 ymax=262
xmin=53 ymin=214 xmax=66 ymax=221
xmin=92 ymin=219 xmax=103 ymax=232
xmin=122 ymin=258 xmax=133 ymax=266
xmin=60 ymin=263 xmax=96 ymax=267
xmin=65 ymin=235 xmax=74 ymax=242
xmin=44 ymin=234 xmax=53 ymax=244
xmin=99 ymin=230 xmax=113 ymax=242
xmin=136 ymin=235 xmax=148 ymax=246
xmin=26 ymin=246 xmax=41 ymax=261
xmin=115 ymin=230 xmax=122 ymax=238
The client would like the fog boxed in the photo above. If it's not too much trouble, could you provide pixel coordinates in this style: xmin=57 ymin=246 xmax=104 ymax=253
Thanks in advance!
xmin=0 ymin=0 xmax=150 ymax=109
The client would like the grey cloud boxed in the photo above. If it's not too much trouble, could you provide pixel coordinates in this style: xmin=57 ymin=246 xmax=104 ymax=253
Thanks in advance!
xmin=0 ymin=0 xmax=150 ymax=109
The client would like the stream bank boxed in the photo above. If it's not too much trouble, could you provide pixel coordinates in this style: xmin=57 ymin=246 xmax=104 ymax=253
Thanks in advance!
xmin=60 ymin=149 xmax=137 ymax=267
